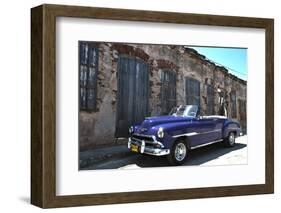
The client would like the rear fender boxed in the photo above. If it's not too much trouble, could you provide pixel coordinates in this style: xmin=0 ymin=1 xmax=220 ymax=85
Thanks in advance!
xmin=222 ymin=120 xmax=241 ymax=138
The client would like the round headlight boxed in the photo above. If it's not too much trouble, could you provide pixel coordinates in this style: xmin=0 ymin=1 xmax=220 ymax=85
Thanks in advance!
xmin=129 ymin=126 xmax=134 ymax=134
xmin=157 ymin=127 xmax=164 ymax=138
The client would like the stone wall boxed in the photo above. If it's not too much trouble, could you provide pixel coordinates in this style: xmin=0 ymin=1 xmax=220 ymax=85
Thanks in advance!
xmin=79 ymin=43 xmax=247 ymax=150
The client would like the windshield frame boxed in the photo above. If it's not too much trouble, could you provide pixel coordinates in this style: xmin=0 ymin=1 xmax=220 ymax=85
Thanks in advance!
xmin=169 ymin=105 xmax=199 ymax=117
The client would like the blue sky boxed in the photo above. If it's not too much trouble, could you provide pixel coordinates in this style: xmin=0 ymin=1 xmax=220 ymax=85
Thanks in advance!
xmin=188 ymin=46 xmax=247 ymax=81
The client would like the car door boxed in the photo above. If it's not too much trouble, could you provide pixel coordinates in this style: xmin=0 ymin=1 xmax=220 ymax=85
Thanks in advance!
xmin=189 ymin=117 xmax=220 ymax=147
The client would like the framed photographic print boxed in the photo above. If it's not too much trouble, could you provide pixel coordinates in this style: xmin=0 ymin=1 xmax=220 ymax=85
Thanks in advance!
xmin=31 ymin=4 xmax=274 ymax=208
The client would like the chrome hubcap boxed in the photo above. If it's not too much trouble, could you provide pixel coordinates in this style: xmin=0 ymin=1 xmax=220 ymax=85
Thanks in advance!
xmin=229 ymin=133 xmax=235 ymax=145
xmin=175 ymin=143 xmax=187 ymax=161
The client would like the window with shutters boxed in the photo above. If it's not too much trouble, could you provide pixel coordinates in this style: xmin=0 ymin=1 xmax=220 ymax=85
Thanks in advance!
xmin=206 ymin=85 xmax=214 ymax=115
xmin=79 ymin=42 xmax=99 ymax=111
xmin=185 ymin=77 xmax=200 ymax=107
xmin=231 ymin=90 xmax=237 ymax=118
xmin=161 ymin=70 xmax=177 ymax=115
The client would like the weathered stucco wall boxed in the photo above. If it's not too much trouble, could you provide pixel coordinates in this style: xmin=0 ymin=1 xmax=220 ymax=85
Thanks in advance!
xmin=79 ymin=43 xmax=247 ymax=150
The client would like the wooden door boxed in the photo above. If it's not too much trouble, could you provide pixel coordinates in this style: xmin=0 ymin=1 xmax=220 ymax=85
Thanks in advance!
xmin=115 ymin=56 xmax=149 ymax=138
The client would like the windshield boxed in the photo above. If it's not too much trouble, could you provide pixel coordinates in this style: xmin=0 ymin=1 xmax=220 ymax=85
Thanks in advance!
xmin=169 ymin=105 xmax=198 ymax=117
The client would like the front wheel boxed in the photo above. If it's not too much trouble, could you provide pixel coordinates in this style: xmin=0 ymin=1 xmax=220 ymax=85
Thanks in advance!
xmin=224 ymin=132 xmax=236 ymax=147
xmin=167 ymin=140 xmax=188 ymax=165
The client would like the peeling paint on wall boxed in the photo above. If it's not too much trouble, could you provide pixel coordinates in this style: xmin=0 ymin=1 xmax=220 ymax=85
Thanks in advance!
xmin=79 ymin=42 xmax=247 ymax=150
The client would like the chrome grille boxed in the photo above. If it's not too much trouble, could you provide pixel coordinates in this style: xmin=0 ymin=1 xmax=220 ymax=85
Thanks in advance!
xmin=132 ymin=134 xmax=154 ymax=142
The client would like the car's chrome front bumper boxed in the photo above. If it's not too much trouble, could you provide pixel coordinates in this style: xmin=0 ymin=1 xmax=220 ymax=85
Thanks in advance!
xmin=128 ymin=137 xmax=170 ymax=156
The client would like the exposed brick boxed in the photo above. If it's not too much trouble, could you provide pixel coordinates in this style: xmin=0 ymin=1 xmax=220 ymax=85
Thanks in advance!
xmin=79 ymin=42 xmax=247 ymax=149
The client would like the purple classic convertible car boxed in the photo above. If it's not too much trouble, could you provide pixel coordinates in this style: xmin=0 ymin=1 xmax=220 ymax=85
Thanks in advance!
xmin=128 ymin=105 xmax=242 ymax=165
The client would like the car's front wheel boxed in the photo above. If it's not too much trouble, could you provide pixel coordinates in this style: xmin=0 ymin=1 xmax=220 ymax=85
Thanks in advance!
xmin=167 ymin=140 xmax=188 ymax=165
xmin=224 ymin=132 xmax=236 ymax=147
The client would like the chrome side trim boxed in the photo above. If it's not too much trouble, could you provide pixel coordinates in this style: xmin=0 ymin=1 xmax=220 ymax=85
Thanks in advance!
xmin=173 ymin=132 xmax=198 ymax=138
xmin=173 ymin=129 xmax=221 ymax=138
xmin=200 ymin=129 xmax=221 ymax=134
xmin=190 ymin=139 xmax=223 ymax=150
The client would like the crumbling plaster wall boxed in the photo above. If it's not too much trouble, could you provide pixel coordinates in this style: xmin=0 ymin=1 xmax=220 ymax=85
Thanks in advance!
xmin=79 ymin=43 xmax=247 ymax=149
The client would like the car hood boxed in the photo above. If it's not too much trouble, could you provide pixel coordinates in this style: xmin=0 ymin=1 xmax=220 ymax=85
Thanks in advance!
xmin=139 ymin=115 xmax=193 ymax=130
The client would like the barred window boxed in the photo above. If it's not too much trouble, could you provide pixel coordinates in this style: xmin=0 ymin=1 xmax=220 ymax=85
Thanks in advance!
xmin=186 ymin=77 xmax=200 ymax=107
xmin=79 ymin=42 xmax=99 ymax=111
xmin=161 ymin=70 xmax=177 ymax=115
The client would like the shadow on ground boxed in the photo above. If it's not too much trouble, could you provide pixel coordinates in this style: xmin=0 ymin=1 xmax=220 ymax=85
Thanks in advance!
xmin=85 ymin=142 xmax=247 ymax=170
xmin=134 ymin=142 xmax=247 ymax=168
